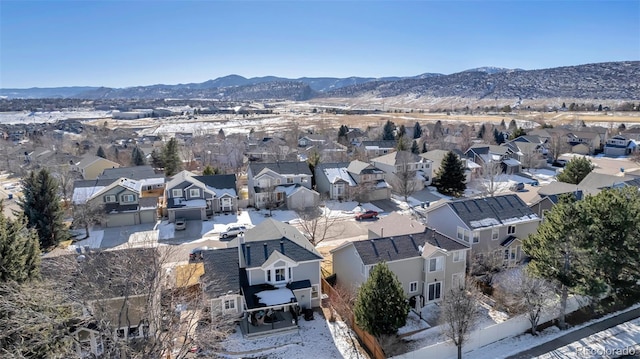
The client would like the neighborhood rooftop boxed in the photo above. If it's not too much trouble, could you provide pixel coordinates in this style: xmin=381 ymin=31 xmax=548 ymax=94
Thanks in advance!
xmin=448 ymin=194 xmax=539 ymax=229
xmin=240 ymin=238 xmax=323 ymax=268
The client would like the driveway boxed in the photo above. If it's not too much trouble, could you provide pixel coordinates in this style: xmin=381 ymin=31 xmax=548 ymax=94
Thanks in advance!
xmin=161 ymin=219 xmax=206 ymax=244
xmin=100 ymin=223 xmax=157 ymax=248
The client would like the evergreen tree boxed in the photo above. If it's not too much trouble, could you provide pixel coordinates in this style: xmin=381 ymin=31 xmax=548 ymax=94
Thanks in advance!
xmin=354 ymin=262 xmax=409 ymax=337
xmin=413 ymin=122 xmax=422 ymax=139
xmin=338 ymin=125 xmax=349 ymax=138
xmin=499 ymin=119 xmax=506 ymax=129
xmin=397 ymin=124 xmax=407 ymax=140
xmin=307 ymin=150 xmax=321 ymax=189
xmin=162 ymin=138 xmax=182 ymax=176
xmin=477 ymin=124 xmax=486 ymax=139
xmin=0 ymin=211 xmax=41 ymax=283
xmin=218 ymin=128 xmax=226 ymax=140
xmin=96 ymin=146 xmax=106 ymax=159
xmin=421 ymin=142 xmax=428 ymax=153
xmin=131 ymin=146 xmax=146 ymax=166
xmin=411 ymin=140 xmax=419 ymax=154
xmin=18 ymin=169 xmax=70 ymax=250
xmin=202 ymin=165 xmax=220 ymax=176
xmin=557 ymin=157 xmax=594 ymax=184
xmin=433 ymin=120 xmax=443 ymax=139
xmin=434 ymin=151 xmax=467 ymax=197
xmin=382 ymin=120 xmax=396 ymax=140
xmin=151 ymin=149 xmax=164 ymax=169
xmin=509 ymin=127 xmax=527 ymax=140
xmin=508 ymin=119 xmax=517 ymax=130
xmin=493 ymin=128 xmax=505 ymax=145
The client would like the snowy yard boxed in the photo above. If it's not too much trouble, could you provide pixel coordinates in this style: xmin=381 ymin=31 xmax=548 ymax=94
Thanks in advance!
xmin=218 ymin=310 xmax=367 ymax=359
xmin=69 ymin=228 xmax=104 ymax=249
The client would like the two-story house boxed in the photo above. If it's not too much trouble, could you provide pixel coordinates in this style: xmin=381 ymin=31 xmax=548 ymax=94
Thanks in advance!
xmin=566 ymin=131 xmax=602 ymax=155
xmin=314 ymin=162 xmax=356 ymax=201
xmin=465 ymin=145 xmax=520 ymax=175
xmin=201 ymin=219 xmax=323 ymax=338
xmin=370 ymin=150 xmax=433 ymax=191
xmin=99 ymin=165 xmax=165 ymax=197
xmin=247 ymin=162 xmax=319 ymax=210
xmin=72 ymin=177 xmax=158 ymax=227
xmin=358 ymin=140 xmax=397 ymax=158
xmin=164 ymin=170 xmax=238 ymax=222
xmin=346 ymin=160 xmax=391 ymax=202
xmin=73 ymin=154 xmax=120 ymax=180
xmin=425 ymin=194 xmax=541 ymax=268
xmin=420 ymin=149 xmax=478 ymax=183
xmin=502 ymin=135 xmax=549 ymax=169
xmin=331 ymin=228 xmax=469 ymax=309
xmin=604 ymin=135 xmax=633 ymax=156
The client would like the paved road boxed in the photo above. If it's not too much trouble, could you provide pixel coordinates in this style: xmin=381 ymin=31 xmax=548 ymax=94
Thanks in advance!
xmin=506 ymin=306 xmax=640 ymax=359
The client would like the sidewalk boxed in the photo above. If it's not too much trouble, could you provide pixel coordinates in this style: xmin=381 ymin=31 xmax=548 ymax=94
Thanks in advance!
xmin=506 ymin=306 xmax=640 ymax=359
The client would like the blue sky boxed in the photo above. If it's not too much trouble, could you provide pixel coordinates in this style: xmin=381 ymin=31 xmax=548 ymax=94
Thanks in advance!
xmin=1 ymin=0 xmax=639 ymax=88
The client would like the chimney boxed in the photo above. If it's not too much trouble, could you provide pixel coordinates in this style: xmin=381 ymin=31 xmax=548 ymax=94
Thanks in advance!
xmin=381 ymin=228 xmax=384 ymax=238
xmin=245 ymin=244 xmax=251 ymax=266
xmin=263 ymin=243 xmax=269 ymax=260
xmin=280 ymin=240 xmax=285 ymax=254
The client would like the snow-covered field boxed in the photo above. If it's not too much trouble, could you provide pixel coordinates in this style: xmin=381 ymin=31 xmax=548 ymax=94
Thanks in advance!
xmin=0 ymin=110 xmax=111 ymax=124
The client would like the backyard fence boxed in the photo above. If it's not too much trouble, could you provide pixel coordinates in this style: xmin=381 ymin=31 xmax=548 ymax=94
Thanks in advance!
xmin=321 ymin=278 xmax=386 ymax=359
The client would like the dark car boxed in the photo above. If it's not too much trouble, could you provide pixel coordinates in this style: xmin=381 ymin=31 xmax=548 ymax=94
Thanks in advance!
xmin=189 ymin=246 xmax=211 ymax=261
xmin=355 ymin=210 xmax=378 ymax=220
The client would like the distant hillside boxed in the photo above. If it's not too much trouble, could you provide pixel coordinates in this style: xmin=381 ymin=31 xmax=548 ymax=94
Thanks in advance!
xmin=1 ymin=62 xmax=637 ymax=101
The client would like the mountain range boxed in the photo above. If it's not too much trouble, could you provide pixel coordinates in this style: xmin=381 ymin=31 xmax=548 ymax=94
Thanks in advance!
xmin=1 ymin=61 xmax=638 ymax=101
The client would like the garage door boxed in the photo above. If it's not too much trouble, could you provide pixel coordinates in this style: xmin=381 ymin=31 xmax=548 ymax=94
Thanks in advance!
xmin=176 ymin=208 xmax=203 ymax=220
xmin=107 ymin=213 xmax=137 ymax=227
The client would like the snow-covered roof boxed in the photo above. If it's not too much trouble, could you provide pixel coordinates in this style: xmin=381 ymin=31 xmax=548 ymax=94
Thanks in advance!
xmin=208 ymin=187 xmax=237 ymax=197
xmin=172 ymin=198 xmax=206 ymax=208
xmin=141 ymin=177 xmax=165 ymax=187
xmin=502 ymin=158 xmax=521 ymax=166
xmin=255 ymin=288 xmax=296 ymax=306
xmin=118 ymin=178 xmax=142 ymax=192
xmin=323 ymin=167 xmax=356 ymax=186
xmin=72 ymin=186 xmax=106 ymax=204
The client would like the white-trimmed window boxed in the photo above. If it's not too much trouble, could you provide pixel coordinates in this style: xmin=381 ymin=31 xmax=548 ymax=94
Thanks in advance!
xmin=507 ymin=225 xmax=516 ymax=235
xmin=189 ymin=188 xmax=200 ymax=197
xmin=311 ymin=284 xmax=319 ymax=299
xmin=429 ymin=257 xmax=443 ymax=272
xmin=121 ymin=194 xmax=135 ymax=203
xmin=275 ymin=268 xmax=286 ymax=282
xmin=104 ymin=195 xmax=116 ymax=203
xmin=457 ymin=227 xmax=465 ymax=242
xmin=171 ymin=189 xmax=182 ymax=197
xmin=472 ymin=231 xmax=480 ymax=244
xmin=492 ymin=228 xmax=499 ymax=240
xmin=410 ymin=281 xmax=418 ymax=293
xmin=453 ymin=251 xmax=464 ymax=262
xmin=286 ymin=177 xmax=293 ymax=184
xmin=224 ymin=298 xmax=235 ymax=311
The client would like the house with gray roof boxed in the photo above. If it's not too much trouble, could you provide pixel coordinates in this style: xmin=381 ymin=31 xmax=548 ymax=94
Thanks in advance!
xmin=578 ymin=171 xmax=640 ymax=194
xmin=100 ymin=165 xmax=165 ymax=197
xmin=314 ymin=161 xmax=391 ymax=202
xmin=201 ymin=219 xmax=323 ymax=337
xmin=164 ymin=170 xmax=238 ymax=222
xmin=358 ymin=140 xmax=397 ymax=158
xmin=247 ymin=161 xmax=319 ymax=210
xmin=370 ymin=150 xmax=433 ymax=191
xmin=465 ymin=144 xmax=521 ymax=174
xmin=603 ymin=135 xmax=634 ymax=157
xmin=331 ymin=227 xmax=469 ymax=309
xmin=425 ymin=194 xmax=541 ymax=267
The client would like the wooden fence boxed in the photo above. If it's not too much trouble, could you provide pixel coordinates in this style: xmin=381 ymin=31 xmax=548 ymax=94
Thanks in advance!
xmin=321 ymin=278 xmax=386 ymax=359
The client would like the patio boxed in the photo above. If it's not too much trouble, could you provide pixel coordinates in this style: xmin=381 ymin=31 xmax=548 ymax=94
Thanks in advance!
xmin=241 ymin=309 xmax=298 ymax=338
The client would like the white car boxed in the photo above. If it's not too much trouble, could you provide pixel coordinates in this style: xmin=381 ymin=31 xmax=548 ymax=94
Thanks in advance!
xmin=220 ymin=225 xmax=247 ymax=239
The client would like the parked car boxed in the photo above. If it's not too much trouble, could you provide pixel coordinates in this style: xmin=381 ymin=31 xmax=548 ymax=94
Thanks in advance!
xmin=175 ymin=218 xmax=187 ymax=231
xmin=355 ymin=210 xmax=378 ymax=220
xmin=189 ymin=246 xmax=210 ymax=261
xmin=220 ymin=225 xmax=247 ymax=239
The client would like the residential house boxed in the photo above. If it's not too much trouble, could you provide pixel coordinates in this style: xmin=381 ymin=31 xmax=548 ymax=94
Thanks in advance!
xmin=247 ymin=162 xmax=318 ymax=210
xmin=528 ymin=181 xmax=585 ymax=218
xmin=346 ymin=160 xmax=391 ymax=202
xmin=164 ymin=170 xmax=238 ymax=222
xmin=202 ymin=219 xmax=323 ymax=337
xmin=420 ymin=149 xmax=478 ymax=183
xmin=370 ymin=151 xmax=433 ymax=192
xmin=73 ymin=154 xmax=120 ymax=180
xmin=245 ymin=137 xmax=296 ymax=162
xmin=502 ymin=135 xmax=549 ymax=169
xmin=578 ymin=171 xmax=640 ymax=194
xmin=297 ymin=134 xmax=326 ymax=147
xmin=465 ymin=145 xmax=521 ymax=175
xmin=425 ymin=194 xmax=541 ymax=267
xmin=358 ymin=140 xmax=397 ymax=158
xmin=314 ymin=162 xmax=356 ymax=201
xmin=99 ymin=165 xmax=165 ymax=197
xmin=622 ymin=127 xmax=640 ymax=142
xmin=604 ymin=135 xmax=633 ymax=157
xmin=566 ymin=131 xmax=602 ymax=155
xmin=331 ymin=228 xmax=469 ymax=308
xmin=72 ymin=177 xmax=158 ymax=227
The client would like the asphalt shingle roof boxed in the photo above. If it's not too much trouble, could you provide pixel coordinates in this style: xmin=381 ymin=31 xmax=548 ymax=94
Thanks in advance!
xmin=448 ymin=194 xmax=539 ymax=229
xmin=241 ymin=238 xmax=322 ymax=268
xmin=249 ymin=161 xmax=312 ymax=176
xmin=352 ymin=229 xmax=468 ymax=265
xmin=100 ymin=165 xmax=161 ymax=180
xmin=193 ymin=174 xmax=237 ymax=191
xmin=201 ymin=248 xmax=240 ymax=297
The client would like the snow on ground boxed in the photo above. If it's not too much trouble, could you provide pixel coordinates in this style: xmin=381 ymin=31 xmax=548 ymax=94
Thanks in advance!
xmin=465 ymin=303 xmax=640 ymax=359
xmin=157 ymin=221 xmax=175 ymax=240
xmin=524 ymin=168 xmax=558 ymax=182
xmin=324 ymin=200 xmax=384 ymax=215
xmin=69 ymin=228 xmax=104 ymax=249
xmin=398 ymin=311 xmax=430 ymax=335
xmin=219 ymin=311 xmax=365 ymax=359
xmin=0 ymin=110 xmax=111 ymax=124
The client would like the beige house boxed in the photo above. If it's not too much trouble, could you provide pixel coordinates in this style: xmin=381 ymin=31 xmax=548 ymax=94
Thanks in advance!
xmin=370 ymin=150 xmax=433 ymax=191
xmin=74 ymin=154 xmax=120 ymax=180
xmin=247 ymin=162 xmax=318 ymax=210
xmin=331 ymin=229 xmax=469 ymax=308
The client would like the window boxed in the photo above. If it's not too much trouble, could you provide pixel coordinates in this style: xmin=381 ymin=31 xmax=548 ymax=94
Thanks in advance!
xmin=104 ymin=195 xmax=116 ymax=203
xmin=410 ymin=281 xmax=418 ymax=293
xmin=457 ymin=227 xmax=465 ymax=241
xmin=492 ymin=228 xmax=499 ymax=240
xmin=311 ymin=284 xmax=319 ymax=299
xmin=275 ymin=268 xmax=286 ymax=282
xmin=286 ymin=177 xmax=293 ymax=184
xmin=267 ymin=270 xmax=271 ymax=282
xmin=429 ymin=257 xmax=443 ymax=272
xmin=453 ymin=251 xmax=464 ymax=262
xmin=428 ymin=282 xmax=442 ymax=301
xmin=508 ymin=225 xmax=516 ymax=235
xmin=288 ymin=267 xmax=292 ymax=280
xmin=472 ymin=231 xmax=480 ymax=244
xmin=171 ymin=189 xmax=182 ymax=197
xmin=116 ymin=329 xmax=125 ymax=338
xmin=189 ymin=188 xmax=200 ymax=197
xmin=224 ymin=298 xmax=235 ymax=311
xmin=121 ymin=194 xmax=135 ymax=203
xmin=128 ymin=326 xmax=140 ymax=338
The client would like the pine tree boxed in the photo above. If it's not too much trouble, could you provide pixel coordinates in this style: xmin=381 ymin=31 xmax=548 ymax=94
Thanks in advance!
xmin=131 ymin=146 xmax=146 ymax=166
xmin=413 ymin=122 xmax=422 ymax=139
xmin=493 ymin=128 xmax=505 ymax=144
xmin=151 ymin=149 xmax=164 ymax=169
xmin=411 ymin=140 xmax=419 ymax=154
xmin=477 ymin=124 xmax=486 ymax=139
xmin=18 ymin=169 xmax=70 ymax=250
xmin=509 ymin=127 xmax=526 ymax=140
xmin=96 ymin=146 xmax=106 ymax=159
xmin=421 ymin=142 xmax=428 ymax=153
xmin=397 ymin=124 xmax=407 ymax=140
xmin=202 ymin=165 xmax=220 ymax=175
xmin=557 ymin=157 xmax=594 ymax=184
xmin=434 ymin=151 xmax=466 ymax=197
xmin=354 ymin=262 xmax=409 ymax=337
xmin=0 ymin=211 xmax=41 ymax=283
xmin=382 ymin=120 xmax=396 ymax=141
xmin=162 ymin=138 xmax=182 ymax=176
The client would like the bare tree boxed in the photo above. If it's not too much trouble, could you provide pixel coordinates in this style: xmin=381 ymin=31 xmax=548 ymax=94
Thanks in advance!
xmin=297 ymin=206 xmax=338 ymax=247
xmin=547 ymin=133 xmax=570 ymax=163
xmin=475 ymin=159 xmax=506 ymax=197
xmin=72 ymin=200 xmax=106 ymax=239
xmin=440 ymin=279 xmax=480 ymax=359
xmin=51 ymin=164 xmax=77 ymax=210
xmin=498 ymin=268 xmax=557 ymax=335
xmin=393 ymin=158 xmax=418 ymax=202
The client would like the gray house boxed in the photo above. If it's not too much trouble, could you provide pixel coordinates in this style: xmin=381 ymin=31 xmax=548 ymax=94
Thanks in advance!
xmin=247 ymin=162 xmax=319 ymax=210
xmin=426 ymin=194 xmax=541 ymax=267
xmin=370 ymin=150 xmax=433 ymax=189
